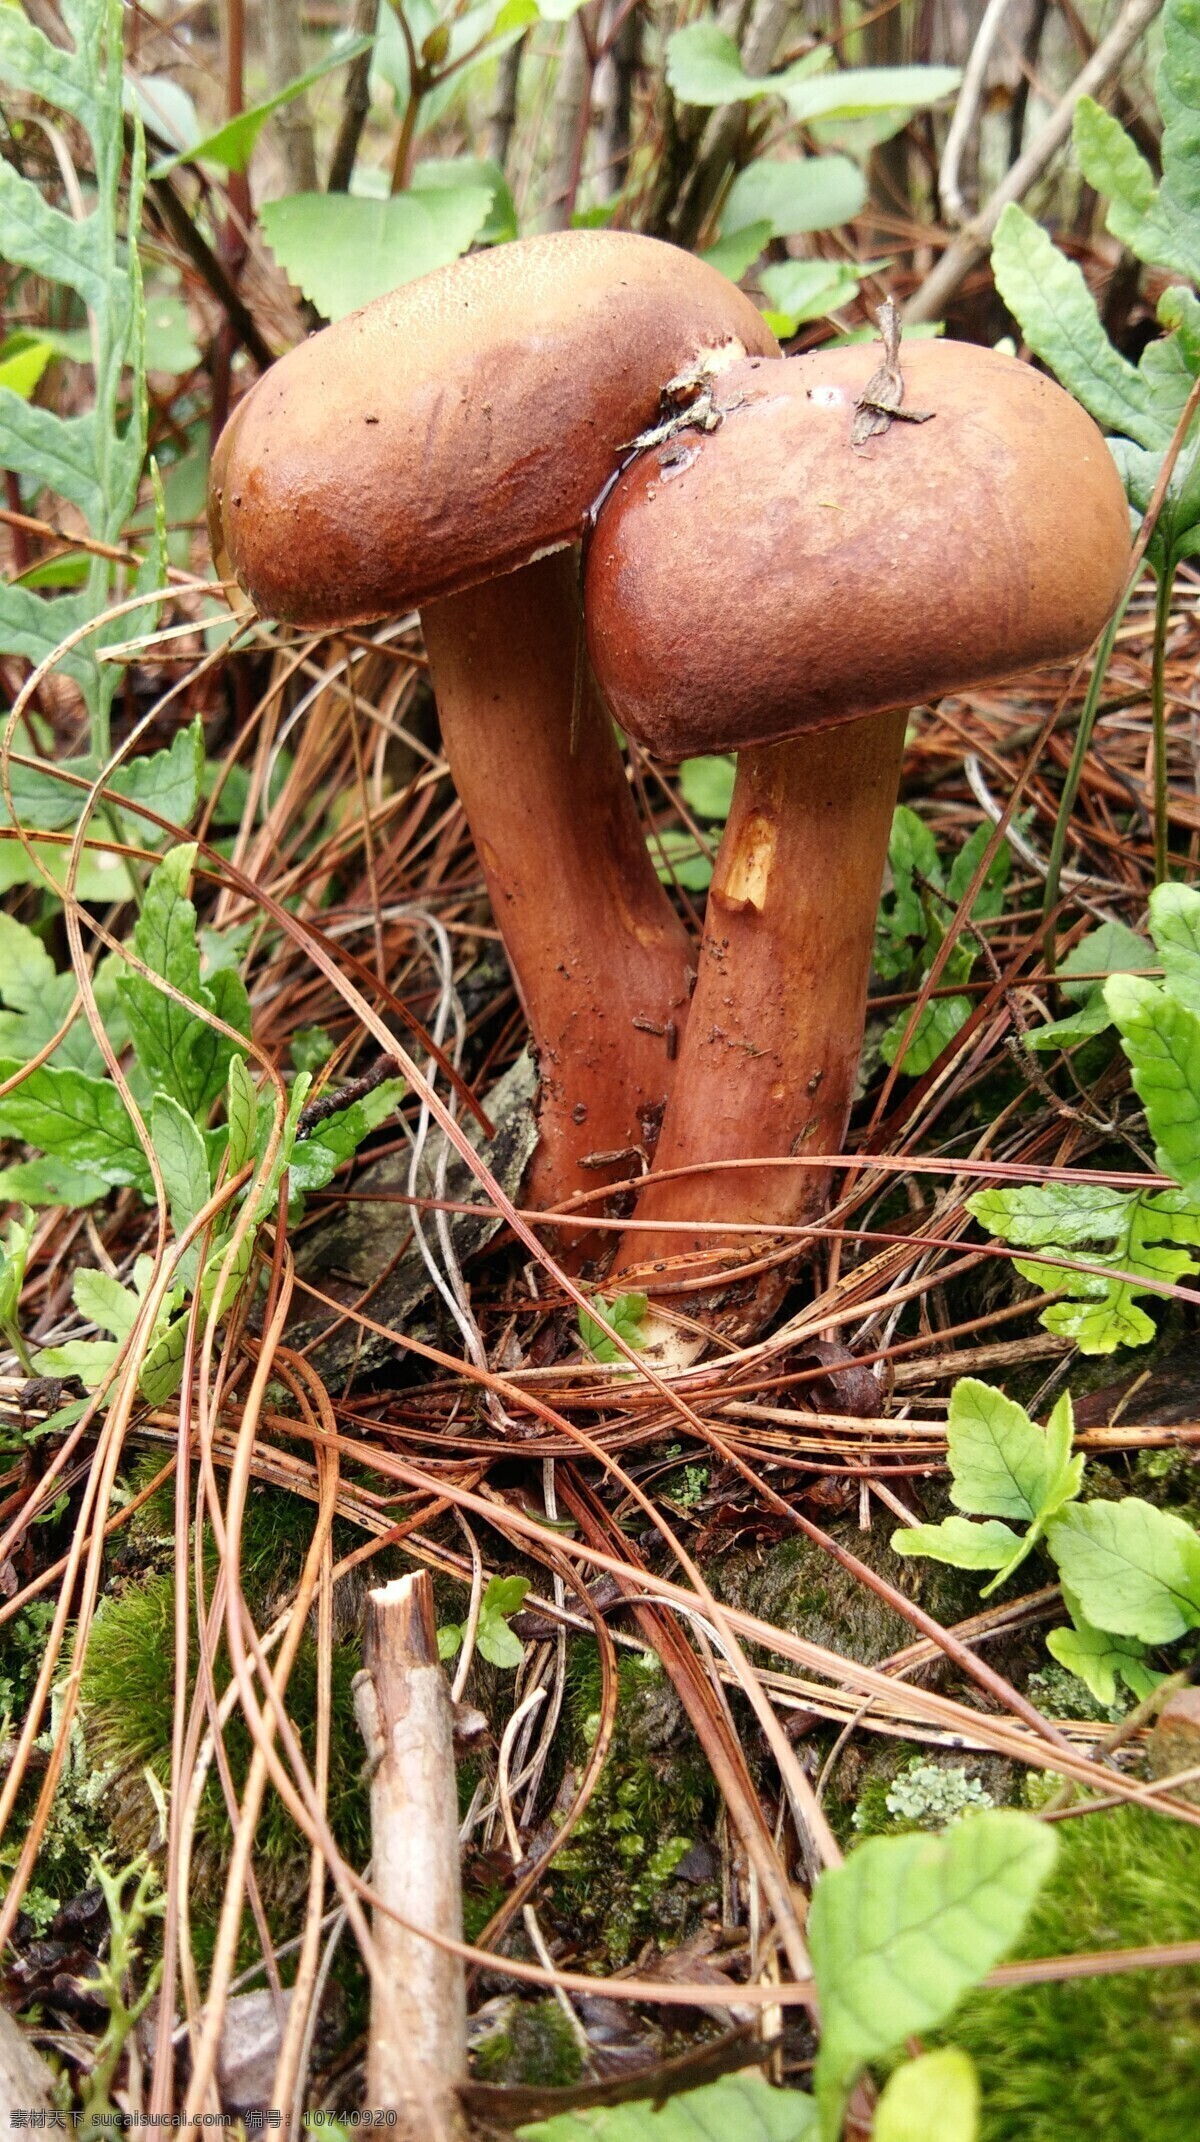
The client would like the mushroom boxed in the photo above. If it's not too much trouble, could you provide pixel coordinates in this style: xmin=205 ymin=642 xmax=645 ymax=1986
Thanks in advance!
xmin=208 ymin=230 xmax=778 ymax=1231
xmin=584 ymin=334 xmax=1131 ymax=1339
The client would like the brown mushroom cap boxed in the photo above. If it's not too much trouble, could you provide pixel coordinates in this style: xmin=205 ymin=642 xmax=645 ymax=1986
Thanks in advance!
xmin=209 ymin=231 xmax=778 ymax=628
xmin=584 ymin=340 xmax=1131 ymax=761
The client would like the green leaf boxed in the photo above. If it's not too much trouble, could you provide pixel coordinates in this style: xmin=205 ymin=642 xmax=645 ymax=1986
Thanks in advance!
xmin=32 ymin=1336 xmax=119 ymax=1389
xmin=225 ymin=1056 xmax=257 ymax=1176
xmin=678 ymin=756 xmax=736 ymax=822
xmin=782 ymin=64 xmax=959 ymax=125
xmin=475 ymin=1575 xmax=530 ymax=1670
xmin=665 ymin=21 xmax=771 ymax=106
xmin=118 ymin=844 xmax=248 ymax=1120
xmin=437 ymin=1623 xmax=463 ymax=1662
xmin=259 ymin=184 xmax=495 ymax=323
xmin=106 ymin=718 xmax=205 ymax=839
xmin=944 ymin=1380 xmax=1081 ymax=1525
xmin=149 ymin=36 xmax=375 ymax=177
xmin=0 ymin=1156 xmax=108 ymax=1207
xmin=0 ymin=336 xmax=54 ymax=400
xmin=0 ymin=1056 xmax=151 ymax=1193
xmin=1046 ymin=1498 xmax=1200 ymax=1643
xmin=1149 ymin=881 xmax=1200 ymax=1012
xmin=873 ymin=2050 xmax=979 ymax=2142
xmin=578 ymin=1291 xmax=650 ymax=1364
xmin=515 ymin=2071 xmax=818 ymax=2141
xmin=1045 ymin=1614 xmax=1163 ymax=1707
xmin=74 ymin=1266 xmax=140 ymax=1343
xmin=721 ymin=155 xmax=866 ymax=239
xmin=760 ymin=259 xmax=863 ymax=332
xmin=891 ymin=1515 xmax=1026 ymax=1571
xmin=150 ymin=1093 xmax=211 ymax=1288
xmin=287 ymin=1077 xmax=405 ymax=1195
xmin=649 ymin=827 xmax=714 ymax=892
xmin=967 ymin=1179 xmax=1200 ymax=1354
xmin=1105 ymin=972 xmax=1200 ymax=1194
xmin=139 ymin=1312 xmax=187 ymax=1404
xmin=0 ymin=1205 xmax=34 ymax=1333
xmin=809 ymin=1812 xmax=1056 ymax=2139
xmin=991 ymin=204 xmax=1164 ymax=447
xmin=1074 ymin=95 xmax=1158 ymax=255
xmin=699 ymin=220 xmax=773 ymax=281
xmin=142 ymin=293 xmax=201 ymax=376
xmin=880 ymin=992 xmax=972 ymax=1077
xmin=0 ymin=0 xmax=157 ymax=738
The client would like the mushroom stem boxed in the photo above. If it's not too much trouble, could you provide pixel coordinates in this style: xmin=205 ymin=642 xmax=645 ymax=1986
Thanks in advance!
xmin=613 ymin=707 xmax=908 ymax=1335
xmin=421 ymin=549 xmax=695 ymax=1231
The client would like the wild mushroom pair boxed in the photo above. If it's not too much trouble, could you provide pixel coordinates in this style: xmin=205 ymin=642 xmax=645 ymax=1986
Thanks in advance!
xmin=211 ymin=233 xmax=1130 ymax=1350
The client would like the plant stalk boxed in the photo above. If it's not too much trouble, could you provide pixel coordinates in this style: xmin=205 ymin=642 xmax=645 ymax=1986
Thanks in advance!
xmin=1152 ymin=560 xmax=1175 ymax=884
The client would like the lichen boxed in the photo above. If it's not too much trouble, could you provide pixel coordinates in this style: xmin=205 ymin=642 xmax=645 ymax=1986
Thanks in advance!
xmin=854 ymin=1758 xmax=994 ymax=1832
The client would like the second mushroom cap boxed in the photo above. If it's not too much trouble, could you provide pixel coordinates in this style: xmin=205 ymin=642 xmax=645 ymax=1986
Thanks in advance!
xmin=584 ymin=339 xmax=1131 ymax=761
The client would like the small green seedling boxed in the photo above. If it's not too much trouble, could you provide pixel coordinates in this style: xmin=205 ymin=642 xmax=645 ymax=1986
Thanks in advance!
xmin=438 ymin=1574 xmax=529 ymax=1671
xmin=577 ymin=1291 xmax=651 ymax=1365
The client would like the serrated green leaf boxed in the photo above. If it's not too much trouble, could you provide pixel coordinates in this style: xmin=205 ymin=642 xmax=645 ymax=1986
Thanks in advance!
xmin=515 ymin=2071 xmax=818 ymax=2141
xmin=32 ymin=1336 xmax=118 ymax=1389
xmin=892 ymin=1515 xmax=1026 ymax=1570
xmin=1149 ymin=881 xmax=1200 ymax=1011
xmin=991 ymin=204 xmax=1163 ymax=446
xmin=809 ymin=1811 xmax=1056 ymax=2139
xmin=1105 ymin=972 xmax=1200 ymax=1193
xmin=106 ymin=718 xmax=204 ymax=839
xmin=873 ymin=2049 xmax=979 ymax=2142
xmin=880 ymin=992 xmax=973 ymax=1077
xmin=118 ymin=844 xmax=248 ymax=1119
xmin=1045 ymin=1613 xmax=1162 ymax=1707
xmin=945 ymin=1379 xmax=1079 ymax=1524
xmin=259 ymin=185 xmax=494 ymax=323
xmin=0 ymin=1056 xmax=151 ymax=1193
xmin=968 ymin=1180 xmax=1200 ymax=1354
xmin=0 ymin=0 xmax=152 ymax=741
xmin=1046 ymin=1498 xmax=1200 ymax=1643
xmin=578 ymin=1291 xmax=650 ymax=1364
xmin=1074 ymin=96 xmax=1158 ymax=254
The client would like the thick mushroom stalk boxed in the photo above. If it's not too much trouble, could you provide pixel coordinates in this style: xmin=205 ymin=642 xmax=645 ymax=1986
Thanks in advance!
xmin=421 ymin=550 xmax=693 ymax=1214
xmin=208 ymin=231 xmax=777 ymax=1229
xmin=586 ymin=336 xmax=1131 ymax=1344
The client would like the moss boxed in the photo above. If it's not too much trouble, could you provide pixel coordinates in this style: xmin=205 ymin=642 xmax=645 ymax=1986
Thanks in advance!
xmin=81 ymin=1565 xmax=370 ymax=1922
xmin=706 ymin=1521 xmax=1029 ymax=1673
xmin=542 ymin=1643 xmax=718 ymax=1967
xmin=471 ymin=1996 xmax=584 ymax=2088
xmin=939 ymin=1804 xmax=1200 ymax=2141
